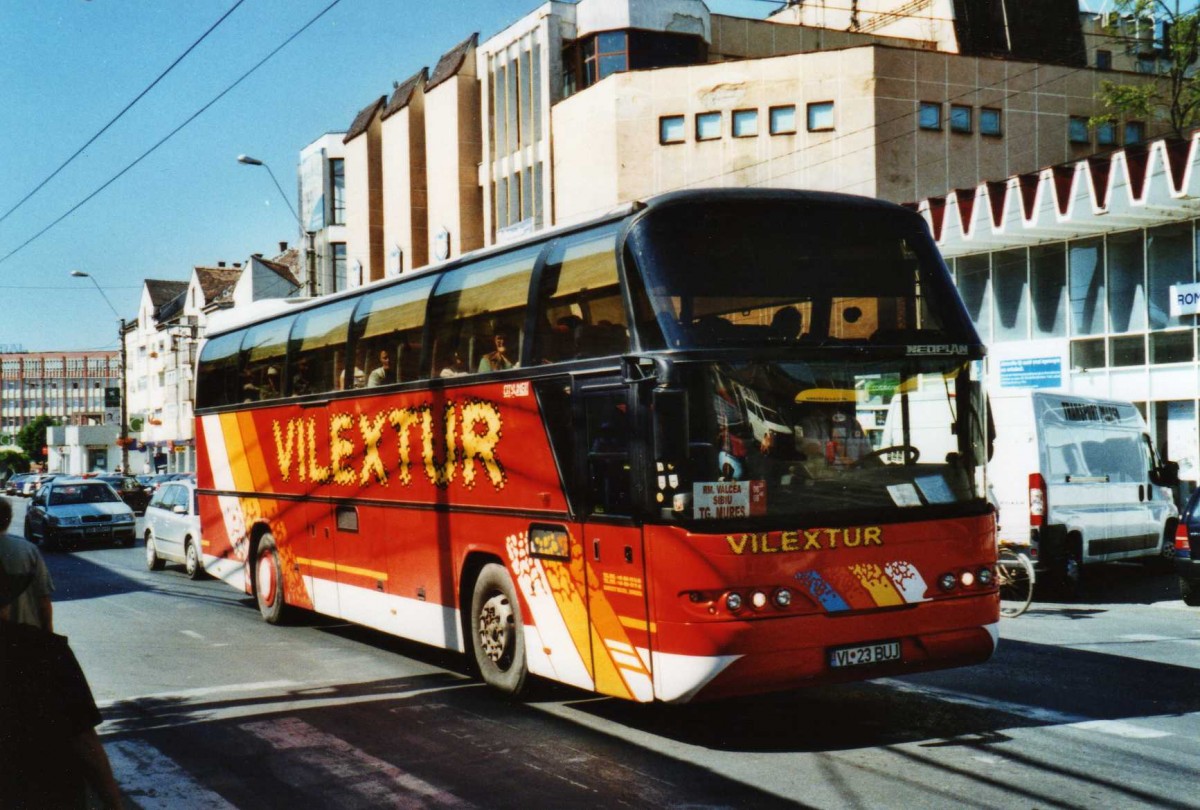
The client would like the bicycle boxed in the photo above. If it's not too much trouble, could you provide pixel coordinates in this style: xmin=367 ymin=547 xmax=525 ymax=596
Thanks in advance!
xmin=996 ymin=545 xmax=1035 ymax=618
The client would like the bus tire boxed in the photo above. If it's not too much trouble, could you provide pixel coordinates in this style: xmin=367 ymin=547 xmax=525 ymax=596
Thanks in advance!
xmin=255 ymin=535 xmax=290 ymax=625
xmin=470 ymin=563 xmax=528 ymax=697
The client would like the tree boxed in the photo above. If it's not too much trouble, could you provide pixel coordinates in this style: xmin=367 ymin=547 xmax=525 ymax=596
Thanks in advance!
xmin=0 ymin=449 xmax=29 ymax=476
xmin=15 ymin=416 xmax=58 ymax=463
xmin=1095 ymin=1 xmax=1200 ymax=140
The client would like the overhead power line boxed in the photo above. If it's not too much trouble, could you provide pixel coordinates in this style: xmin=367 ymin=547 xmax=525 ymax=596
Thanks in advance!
xmin=0 ymin=0 xmax=345 ymax=269
xmin=0 ymin=0 xmax=248 ymax=228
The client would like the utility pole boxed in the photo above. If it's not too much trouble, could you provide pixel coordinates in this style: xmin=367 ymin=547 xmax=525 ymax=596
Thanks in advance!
xmin=119 ymin=318 xmax=129 ymax=473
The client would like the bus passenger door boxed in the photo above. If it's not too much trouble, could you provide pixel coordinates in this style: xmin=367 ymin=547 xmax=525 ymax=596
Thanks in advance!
xmin=577 ymin=380 xmax=654 ymax=702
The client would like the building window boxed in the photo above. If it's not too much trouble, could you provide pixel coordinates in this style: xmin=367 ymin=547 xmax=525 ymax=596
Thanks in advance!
xmin=807 ymin=101 xmax=834 ymax=132
xmin=950 ymin=104 xmax=972 ymax=133
xmin=1068 ymin=116 xmax=1091 ymax=144
xmin=331 ymin=243 xmax=347 ymax=293
xmin=329 ymin=158 xmax=345 ymax=226
xmin=732 ymin=109 xmax=758 ymax=137
xmin=1096 ymin=49 xmax=1113 ymax=70
xmin=583 ymin=30 xmax=629 ymax=86
xmin=1031 ymin=243 xmax=1067 ymax=338
xmin=1097 ymin=121 xmax=1117 ymax=146
xmin=1125 ymin=120 xmax=1146 ymax=144
xmin=1069 ymin=238 xmax=1105 ymax=335
xmin=660 ymin=115 xmax=685 ymax=144
xmin=1148 ymin=223 xmax=1192 ymax=330
xmin=769 ymin=105 xmax=796 ymax=135
xmin=918 ymin=102 xmax=942 ymax=130
xmin=695 ymin=112 xmax=722 ymax=141
xmin=1109 ymin=335 xmax=1146 ymax=367
xmin=1151 ymin=331 xmax=1194 ymax=364
xmin=1071 ymin=338 xmax=1106 ymax=370
xmin=955 ymin=254 xmax=992 ymax=342
xmin=992 ymin=248 xmax=1029 ymax=342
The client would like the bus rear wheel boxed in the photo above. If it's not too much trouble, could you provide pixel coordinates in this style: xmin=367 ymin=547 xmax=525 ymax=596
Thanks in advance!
xmin=470 ymin=563 xmax=527 ymax=696
xmin=255 ymin=535 xmax=290 ymax=625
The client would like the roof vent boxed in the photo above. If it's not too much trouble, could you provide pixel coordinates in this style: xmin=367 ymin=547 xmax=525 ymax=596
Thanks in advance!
xmin=279 ymin=241 xmax=288 ymax=252
xmin=217 ymin=261 xmax=226 ymax=267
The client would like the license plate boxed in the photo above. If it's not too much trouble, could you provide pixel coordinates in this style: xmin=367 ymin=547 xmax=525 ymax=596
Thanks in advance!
xmin=829 ymin=640 xmax=902 ymax=668
xmin=86 ymin=526 xmax=108 ymax=534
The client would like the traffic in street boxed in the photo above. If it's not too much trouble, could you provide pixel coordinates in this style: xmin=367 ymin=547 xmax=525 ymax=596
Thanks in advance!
xmin=5 ymin=494 xmax=1198 ymax=809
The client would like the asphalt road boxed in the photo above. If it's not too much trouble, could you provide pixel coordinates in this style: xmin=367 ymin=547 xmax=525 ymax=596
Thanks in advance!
xmin=5 ymin=495 xmax=1199 ymax=809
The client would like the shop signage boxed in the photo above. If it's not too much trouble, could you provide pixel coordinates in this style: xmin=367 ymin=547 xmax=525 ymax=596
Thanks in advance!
xmin=998 ymin=357 xmax=1062 ymax=389
xmin=1169 ymin=282 xmax=1200 ymax=316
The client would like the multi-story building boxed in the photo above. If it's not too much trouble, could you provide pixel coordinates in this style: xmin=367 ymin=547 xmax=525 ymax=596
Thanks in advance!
xmin=1 ymin=350 xmax=121 ymax=459
xmin=125 ymin=251 xmax=300 ymax=473
xmin=332 ymin=0 xmax=1160 ymax=283
xmin=916 ymin=130 xmax=1200 ymax=494
xmin=299 ymin=133 xmax=349 ymax=296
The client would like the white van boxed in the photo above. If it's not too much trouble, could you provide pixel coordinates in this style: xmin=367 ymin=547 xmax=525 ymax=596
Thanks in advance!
xmin=884 ymin=388 xmax=1178 ymax=591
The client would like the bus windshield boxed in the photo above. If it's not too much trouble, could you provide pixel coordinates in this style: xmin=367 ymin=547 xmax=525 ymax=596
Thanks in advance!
xmin=673 ymin=356 xmax=987 ymax=523
xmin=625 ymin=195 xmax=972 ymax=350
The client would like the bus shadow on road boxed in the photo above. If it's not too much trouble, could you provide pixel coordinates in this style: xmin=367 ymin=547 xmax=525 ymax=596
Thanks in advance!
xmin=569 ymin=636 xmax=1200 ymax=755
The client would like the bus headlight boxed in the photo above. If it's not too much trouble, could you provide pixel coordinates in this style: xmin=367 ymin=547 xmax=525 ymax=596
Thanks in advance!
xmin=773 ymin=588 xmax=792 ymax=608
xmin=725 ymin=592 xmax=744 ymax=612
xmin=751 ymin=591 xmax=768 ymax=610
xmin=977 ymin=568 xmax=993 ymax=587
xmin=938 ymin=573 xmax=957 ymax=591
xmin=960 ymin=571 xmax=976 ymax=588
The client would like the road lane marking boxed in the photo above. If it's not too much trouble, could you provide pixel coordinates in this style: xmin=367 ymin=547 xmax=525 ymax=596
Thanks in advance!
xmin=241 ymin=716 xmax=473 ymax=808
xmin=878 ymin=679 xmax=1172 ymax=739
xmin=181 ymin=629 xmax=205 ymax=641
xmin=106 ymin=739 xmax=236 ymax=809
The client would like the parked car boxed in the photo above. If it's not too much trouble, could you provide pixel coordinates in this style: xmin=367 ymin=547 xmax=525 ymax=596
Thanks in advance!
xmin=22 ymin=473 xmax=59 ymax=497
xmin=144 ymin=479 xmax=203 ymax=579
xmin=4 ymin=473 xmax=32 ymax=496
xmin=94 ymin=474 xmax=151 ymax=515
xmin=1174 ymin=488 xmax=1200 ymax=606
xmin=23 ymin=478 xmax=137 ymax=551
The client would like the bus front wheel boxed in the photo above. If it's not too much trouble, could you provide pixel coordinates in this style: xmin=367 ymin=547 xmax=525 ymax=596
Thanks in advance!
xmin=255 ymin=535 xmax=289 ymax=625
xmin=470 ymin=563 xmax=528 ymax=697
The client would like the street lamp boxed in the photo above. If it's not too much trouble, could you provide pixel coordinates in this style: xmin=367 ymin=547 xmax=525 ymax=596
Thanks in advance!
xmin=237 ymin=154 xmax=317 ymax=296
xmin=70 ymin=270 xmax=129 ymax=473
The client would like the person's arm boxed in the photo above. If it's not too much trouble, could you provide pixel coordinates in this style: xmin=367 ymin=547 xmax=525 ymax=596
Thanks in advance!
xmin=39 ymin=595 xmax=53 ymax=633
xmin=69 ymin=728 xmax=123 ymax=808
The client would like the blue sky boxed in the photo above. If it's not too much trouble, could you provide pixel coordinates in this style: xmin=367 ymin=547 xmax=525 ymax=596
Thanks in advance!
xmin=0 ymin=0 xmax=772 ymax=353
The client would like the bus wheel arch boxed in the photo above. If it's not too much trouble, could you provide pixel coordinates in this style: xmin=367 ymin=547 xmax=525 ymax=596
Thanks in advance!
xmin=465 ymin=558 xmax=528 ymax=697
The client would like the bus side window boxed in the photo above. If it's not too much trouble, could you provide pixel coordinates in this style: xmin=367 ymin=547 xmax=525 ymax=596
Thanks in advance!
xmin=240 ymin=318 xmax=291 ymax=402
xmin=534 ymin=223 xmax=629 ymax=364
xmin=288 ymin=298 xmax=356 ymax=395
xmin=196 ymin=331 xmax=243 ymax=408
xmin=350 ymin=276 xmax=435 ymax=387
xmin=585 ymin=393 xmax=632 ymax=516
xmin=427 ymin=245 xmax=540 ymax=376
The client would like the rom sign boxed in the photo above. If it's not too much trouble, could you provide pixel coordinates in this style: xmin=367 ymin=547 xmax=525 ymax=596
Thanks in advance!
xmin=1170 ymin=282 xmax=1200 ymax=316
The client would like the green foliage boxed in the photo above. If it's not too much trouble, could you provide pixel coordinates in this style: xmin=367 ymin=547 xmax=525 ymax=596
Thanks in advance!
xmin=1097 ymin=1 xmax=1200 ymax=139
xmin=15 ymin=416 xmax=59 ymax=462
xmin=0 ymin=449 xmax=30 ymax=475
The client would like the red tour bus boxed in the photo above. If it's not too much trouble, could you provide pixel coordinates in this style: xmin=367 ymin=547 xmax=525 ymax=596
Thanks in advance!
xmin=193 ymin=189 xmax=998 ymax=703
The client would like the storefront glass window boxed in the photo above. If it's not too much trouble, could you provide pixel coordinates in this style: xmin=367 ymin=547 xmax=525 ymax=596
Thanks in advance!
xmin=1109 ymin=334 xmax=1145 ymax=366
xmin=1107 ymin=231 xmax=1146 ymax=332
xmin=993 ymin=248 xmax=1028 ymax=342
xmin=1069 ymin=238 xmax=1105 ymax=336
xmin=955 ymin=254 xmax=991 ymax=342
xmin=1148 ymin=222 xmax=1192 ymax=329
xmin=1151 ymin=330 xmax=1194 ymax=364
xmin=1031 ymin=244 xmax=1067 ymax=337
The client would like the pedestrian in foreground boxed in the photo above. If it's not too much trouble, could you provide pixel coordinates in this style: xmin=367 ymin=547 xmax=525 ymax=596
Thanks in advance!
xmin=0 ymin=497 xmax=55 ymax=630
xmin=0 ymin=512 xmax=123 ymax=808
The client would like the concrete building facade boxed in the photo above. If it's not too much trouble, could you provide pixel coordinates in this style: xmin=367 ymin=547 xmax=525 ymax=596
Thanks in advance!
xmin=0 ymin=350 xmax=121 ymax=447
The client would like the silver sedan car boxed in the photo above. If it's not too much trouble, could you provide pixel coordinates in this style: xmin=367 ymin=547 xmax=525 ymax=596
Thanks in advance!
xmin=144 ymin=478 xmax=204 ymax=579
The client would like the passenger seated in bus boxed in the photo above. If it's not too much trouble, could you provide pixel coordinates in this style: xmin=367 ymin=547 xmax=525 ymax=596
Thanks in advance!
xmin=478 ymin=329 xmax=515 ymax=372
xmin=366 ymin=350 xmax=393 ymax=388
xmin=258 ymin=366 xmax=280 ymax=399
xmin=291 ymin=357 xmax=312 ymax=395
xmin=770 ymin=306 xmax=802 ymax=340
xmin=440 ymin=350 xmax=467 ymax=378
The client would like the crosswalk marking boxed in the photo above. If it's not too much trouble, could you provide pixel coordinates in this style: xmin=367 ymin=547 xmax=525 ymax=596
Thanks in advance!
xmin=241 ymin=717 xmax=473 ymax=808
xmin=106 ymin=739 xmax=237 ymax=809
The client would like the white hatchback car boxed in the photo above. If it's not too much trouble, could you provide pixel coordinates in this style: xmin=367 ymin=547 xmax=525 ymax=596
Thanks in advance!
xmin=144 ymin=479 xmax=204 ymax=579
